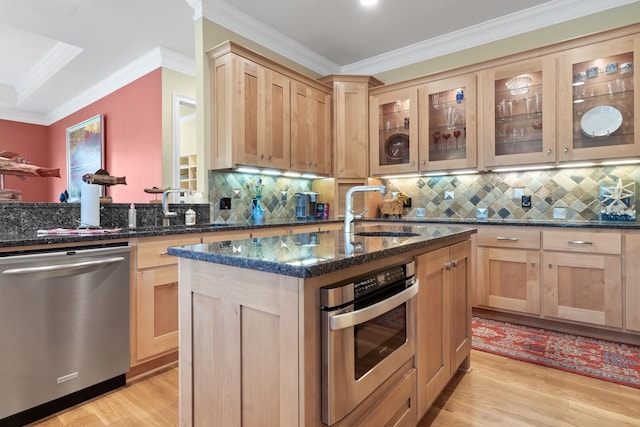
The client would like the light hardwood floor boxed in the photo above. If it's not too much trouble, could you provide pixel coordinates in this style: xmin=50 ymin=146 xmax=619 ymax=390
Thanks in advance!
xmin=30 ymin=350 xmax=640 ymax=426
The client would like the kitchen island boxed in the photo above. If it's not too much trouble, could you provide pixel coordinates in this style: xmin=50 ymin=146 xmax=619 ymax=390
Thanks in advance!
xmin=168 ymin=223 xmax=476 ymax=426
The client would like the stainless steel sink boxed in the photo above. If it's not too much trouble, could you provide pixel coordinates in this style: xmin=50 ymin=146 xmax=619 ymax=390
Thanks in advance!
xmin=354 ymin=231 xmax=420 ymax=237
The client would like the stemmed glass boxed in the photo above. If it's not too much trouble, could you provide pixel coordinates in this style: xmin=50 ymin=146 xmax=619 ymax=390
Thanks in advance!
xmin=432 ymin=131 xmax=441 ymax=151
xmin=453 ymin=130 xmax=461 ymax=148
xmin=442 ymin=133 xmax=452 ymax=150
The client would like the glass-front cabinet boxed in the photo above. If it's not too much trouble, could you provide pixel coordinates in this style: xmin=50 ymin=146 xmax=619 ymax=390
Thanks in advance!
xmin=369 ymin=87 xmax=418 ymax=175
xmin=418 ymin=74 xmax=477 ymax=171
xmin=479 ymin=56 xmax=556 ymax=168
xmin=557 ymin=36 xmax=639 ymax=163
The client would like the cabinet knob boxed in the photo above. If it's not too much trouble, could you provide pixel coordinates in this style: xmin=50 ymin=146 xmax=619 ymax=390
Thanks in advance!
xmin=531 ymin=262 xmax=536 ymax=267
xmin=451 ymin=259 xmax=458 ymax=267
xmin=268 ymin=155 xmax=272 ymax=161
xmin=411 ymin=161 xmax=415 ymax=166
xmin=547 ymin=149 xmax=552 ymax=155
xmin=563 ymin=147 xmax=569 ymax=154
xmin=422 ymin=160 xmax=426 ymax=166
xmin=548 ymin=263 xmax=553 ymax=268
xmin=445 ymin=262 xmax=452 ymax=270
xmin=260 ymin=154 xmax=264 ymax=159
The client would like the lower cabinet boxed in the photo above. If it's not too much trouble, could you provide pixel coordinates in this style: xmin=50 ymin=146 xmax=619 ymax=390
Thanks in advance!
xmin=415 ymin=240 xmax=472 ymax=418
xmin=542 ymin=230 xmax=622 ymax=328
xmin=476 ymin=227 xmax=541 ymax=315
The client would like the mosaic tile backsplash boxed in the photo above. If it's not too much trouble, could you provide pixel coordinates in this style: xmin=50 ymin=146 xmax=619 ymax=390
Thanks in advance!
xmin=384 ymin=165 xmax=640 ymax=222
xmin=208 ymin=171 xmax=313 ymax=223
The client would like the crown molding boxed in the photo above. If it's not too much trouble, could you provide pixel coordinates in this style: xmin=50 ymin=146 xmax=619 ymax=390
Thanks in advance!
xmin=343 ymin=0 xmax=639 ymax=74
xmin=200 ymin=0 xmax=340 ymax=76
xmin=0 ymin=107 xmax=49 ymax=125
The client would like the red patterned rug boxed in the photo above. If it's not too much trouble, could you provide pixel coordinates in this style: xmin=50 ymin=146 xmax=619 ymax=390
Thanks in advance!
xmin=472 ymin=316 xmax=640 ymax=389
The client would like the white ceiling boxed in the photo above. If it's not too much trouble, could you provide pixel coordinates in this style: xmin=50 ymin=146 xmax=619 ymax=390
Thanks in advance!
xmin=0 ymin=0 xmax=636 ymax=126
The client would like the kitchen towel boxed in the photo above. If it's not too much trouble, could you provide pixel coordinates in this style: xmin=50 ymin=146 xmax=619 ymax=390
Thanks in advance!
xmin=80 ymin=182 xmax=100 ymax=227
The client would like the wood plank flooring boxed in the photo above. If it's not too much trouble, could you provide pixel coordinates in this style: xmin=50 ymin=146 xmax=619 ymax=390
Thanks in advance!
xmin=29 ymin=350 xmax=640 ymax=426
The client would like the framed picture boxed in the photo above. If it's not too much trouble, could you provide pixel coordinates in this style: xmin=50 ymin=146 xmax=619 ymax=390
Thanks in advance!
xmin=66 ymin=114 xmax=104 ymax=202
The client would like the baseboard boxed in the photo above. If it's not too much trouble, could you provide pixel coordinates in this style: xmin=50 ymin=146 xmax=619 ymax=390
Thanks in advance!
xmin=127 ymin=351 xmax=178 ymax=380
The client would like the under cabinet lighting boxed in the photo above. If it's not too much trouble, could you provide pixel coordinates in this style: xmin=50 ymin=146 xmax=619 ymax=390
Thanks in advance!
xmin=557 ymin=162 xmax=597 ymax=168
xmin=491 ymin=165 xmax=554 ymax=172
xmin=601 ymin=159 xmax=640 ymax=166
xmin=302 ymin=174 xmax=319 ymax=179
xmin=236 ymin=167 xmax=260 ymax=174
xmin=380 ymin=173 xmax=422 ymax=179
xmin=284 ymin=171 xmax=302 ymax=178
xmin=451 ymin=170 xmax=480 ymax=175
xmin=261 ymin=169 xmax=282 ymax=176
xmin=360 ymin=0 xmax=377 ymax=5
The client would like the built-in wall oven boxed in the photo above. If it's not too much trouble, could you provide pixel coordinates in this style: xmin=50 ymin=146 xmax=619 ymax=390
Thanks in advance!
xmin=320 ymin=259 xmax=418 ymax=426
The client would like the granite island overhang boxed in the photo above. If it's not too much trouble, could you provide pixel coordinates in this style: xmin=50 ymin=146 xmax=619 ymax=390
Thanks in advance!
xmin=169 ymin=222 xmax=476 ymax=427
xmin=167 ymin=223 xmax=477 ymax=278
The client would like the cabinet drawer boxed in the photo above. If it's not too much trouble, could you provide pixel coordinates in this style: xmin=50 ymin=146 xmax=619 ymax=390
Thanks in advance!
xmin=542 ymin=230 xmax=621 ymax=255
xmin=137 ymin=235 xmax=201 ymax=269
xmin=477 ymin=227 xmax=540 ymax=249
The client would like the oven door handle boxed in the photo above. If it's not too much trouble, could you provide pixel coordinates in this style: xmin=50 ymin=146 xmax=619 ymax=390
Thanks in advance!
xmin=329 ymin=280 xmax=419 ymax=331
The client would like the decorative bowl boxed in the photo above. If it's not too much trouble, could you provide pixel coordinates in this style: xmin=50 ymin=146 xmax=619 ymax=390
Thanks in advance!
xmin=505 ymin=76 xmax=532 ymax=95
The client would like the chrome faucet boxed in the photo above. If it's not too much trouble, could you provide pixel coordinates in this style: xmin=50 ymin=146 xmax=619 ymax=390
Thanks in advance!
xmin=162 ymin=188 xmax=192 ymax=226
xmin=344 ymin=185 xmax=386 ymax=233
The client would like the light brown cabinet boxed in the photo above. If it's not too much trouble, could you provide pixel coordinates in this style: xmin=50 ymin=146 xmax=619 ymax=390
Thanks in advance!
xmin=418 ymin=74 xmax=477 ymax=171
xmin=132 ymin=234 xmax=200 ymax=364
xmin=479 ymin=55 xmax=557 ymax=168
xmin=415 ymin=240 xmax=471 ymax=418
xmin=320 ymin=75 xmax=383 ymax=179
xmin=369 ymin=86 xmax=419 ymax=175
xmin=542 ymin=229 xmax=622 ymax=328
xmin=476 ymin=227 xmax=541 ymax=315
xmin=209 ymin=41 xmax=331 ymax=174
xmin=557 ymin=36 xmax=639 ymax=163
xmin=290 ymin=81 xmax=332 ymax=175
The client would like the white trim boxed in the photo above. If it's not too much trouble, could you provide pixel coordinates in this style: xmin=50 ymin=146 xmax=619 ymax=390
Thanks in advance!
xmin=172 ymin=93 xmax=197 ymax=189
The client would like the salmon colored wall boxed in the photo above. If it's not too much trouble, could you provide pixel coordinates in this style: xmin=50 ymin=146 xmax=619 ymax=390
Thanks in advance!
xmin=49 ymin=69 xmax=163 ymax=203
xmin=0 ymin=120 xmax=51 ymax=202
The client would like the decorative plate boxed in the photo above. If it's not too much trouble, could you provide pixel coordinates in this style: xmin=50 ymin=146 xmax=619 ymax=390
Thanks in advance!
xmin=385 ymin=133 xmax=409 ymax=160
xmin=580 ymin=106 xmax=622 ymax=137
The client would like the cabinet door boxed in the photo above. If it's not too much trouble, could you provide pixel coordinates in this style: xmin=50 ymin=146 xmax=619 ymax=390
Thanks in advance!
xmin=291 ymin=81 xmax=331 ymax=175
xmin=136 ymin=265 xmax=179 ymax=360
xmin=625 ymin=233 xmax=640 ymax=332
xmin=369 ymin=87 xmax=419 ymax=175
xmin=415 ymin=247 xmax=450 ymax=417
xmin=261 ymin=69 xmax=291 ymax=170
xmin=233 ymin=56 xmax=261 ymax=167
xmin=449 ymin=240 xmax=472 ymax=372
xmin=479 ymin=55 xmax=556 ymax=168
xmin=477 ymin=247 xmax=541 ymax=314
xmin=557 ymin=36 xmax=639 ymax=162
xmin=418 ymin=74 xmax=477 ymax=171
xmin=543 ymin=252 xmax=622 ymax=328
xmin=333 ymin=81 xmax=370 ymax=178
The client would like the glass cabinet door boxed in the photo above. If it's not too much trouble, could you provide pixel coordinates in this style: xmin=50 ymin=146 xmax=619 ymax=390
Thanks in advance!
xmin=418 ymin=74 xmax=477 ymax=171
xmin=558 ymin=37 xmax=638 ymax=162
xmin=480 ymin=56 xmax=556 ymax=168
xmin=369 ymin=87 xmax=418 ymax=175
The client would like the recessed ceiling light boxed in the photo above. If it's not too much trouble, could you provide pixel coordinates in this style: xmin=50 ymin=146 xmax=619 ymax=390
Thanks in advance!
xmin=361 ymin=0 xmax=377 ymax=6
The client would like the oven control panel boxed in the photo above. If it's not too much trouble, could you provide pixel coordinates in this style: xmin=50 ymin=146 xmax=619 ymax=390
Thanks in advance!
xmin=354 ymin=264 xmax=409 ymax=298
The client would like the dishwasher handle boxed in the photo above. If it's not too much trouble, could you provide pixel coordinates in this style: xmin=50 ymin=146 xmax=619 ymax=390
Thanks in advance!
xmin=2 ymin=256 xmax=126 ymax=276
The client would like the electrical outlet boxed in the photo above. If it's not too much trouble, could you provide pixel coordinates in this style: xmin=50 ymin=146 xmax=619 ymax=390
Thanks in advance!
xmin=521 ymin=195 xmax=531 ymax=208
xmin=219 ymin=197 xmax=231 ymax=210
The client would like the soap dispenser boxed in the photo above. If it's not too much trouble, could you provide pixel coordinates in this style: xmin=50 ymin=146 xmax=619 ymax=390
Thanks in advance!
xmin=128 ymin=203 xmax=137 ymax=228
xmin=185 ymin=208 xmax=196 ymax=226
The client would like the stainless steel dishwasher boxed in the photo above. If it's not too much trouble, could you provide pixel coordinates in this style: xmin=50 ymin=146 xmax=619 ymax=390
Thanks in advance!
xmin=0 ymin=243 xmax=130 ymax=426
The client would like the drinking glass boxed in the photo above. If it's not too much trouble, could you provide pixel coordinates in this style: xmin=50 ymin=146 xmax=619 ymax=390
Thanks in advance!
xmin=453 ymin=130 xmax=461 ymax=148
xmin=444 ymin=106 xmax=458 ymax=129
xmin=431 ymin=93 xmax=440 ymax=110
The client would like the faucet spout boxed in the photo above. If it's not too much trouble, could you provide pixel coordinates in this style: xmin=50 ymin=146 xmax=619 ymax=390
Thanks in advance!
xmin=344 ymin=185 xmax=386 ymax=233
xmin=162 ymin=188 xmax=192 ymax=226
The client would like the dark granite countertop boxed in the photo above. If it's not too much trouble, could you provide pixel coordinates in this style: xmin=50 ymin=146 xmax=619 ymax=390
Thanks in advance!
xmin=1 ymin=215 xmax=638 ymax=251
xmin=167 ymin=223 xmax=476 ymax=278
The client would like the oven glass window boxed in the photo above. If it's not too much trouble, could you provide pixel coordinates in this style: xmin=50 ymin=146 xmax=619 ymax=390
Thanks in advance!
xmin=354 ymin=302 xmax=407 ymax=379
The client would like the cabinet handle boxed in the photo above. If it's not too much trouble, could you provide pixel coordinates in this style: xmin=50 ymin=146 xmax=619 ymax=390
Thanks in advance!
xmin=568 ymin=240 xmax=593 ymax=245
xmin=496 ymin=236 xmax=518 ymax=241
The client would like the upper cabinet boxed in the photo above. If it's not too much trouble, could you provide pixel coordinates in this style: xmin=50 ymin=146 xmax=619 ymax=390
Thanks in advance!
xmin=290 ymin=81 xmax=332 ymax=175
xmin=369 ymin=87 xmax=419 ymax=175
xmin=557 ymin=36 xmax=639 ymax=163
xmin=320 ymin=75 xmax=383 ymax=179
xmin=479 ymin=56 xmax=556 ymax=168
xmin=418 ymin=74 xmax=477 ymax=171
xmin=208 ymin=41 xmax=332 ymax=175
